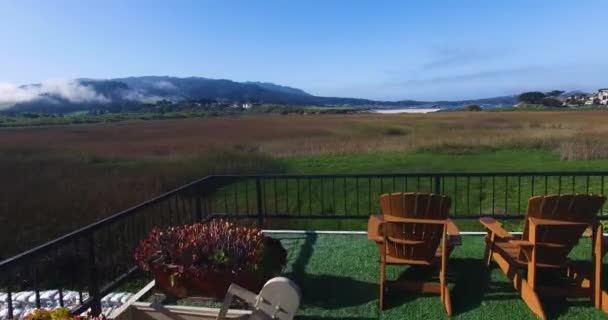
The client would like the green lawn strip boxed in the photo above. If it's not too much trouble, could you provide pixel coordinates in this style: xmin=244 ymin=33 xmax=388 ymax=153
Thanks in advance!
xmin=276 ymin=233 xmax=608 ymax=319
xmin=281 ymin=148 xmax=608 ymax=174
xmin=208 ymin=148 xmax=608 ymax=232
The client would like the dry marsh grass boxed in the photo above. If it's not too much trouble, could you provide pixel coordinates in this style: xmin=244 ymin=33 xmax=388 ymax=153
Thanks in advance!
xmin=2 ymin=111 xmax=608 ymax=256
xmin=0 ymin=112 xmax=599 ymax=158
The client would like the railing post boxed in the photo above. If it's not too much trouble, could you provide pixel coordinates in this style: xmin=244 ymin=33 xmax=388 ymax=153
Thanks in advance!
xmin=87 ymin=232 xmax=102 ymax=316
xmin=256 ymin=177 xmax=264 ymax=228
xmin=433 ymin=175 xmax=442 ymax=195
xmin=7 ymin=291 xmax=13 ymax=320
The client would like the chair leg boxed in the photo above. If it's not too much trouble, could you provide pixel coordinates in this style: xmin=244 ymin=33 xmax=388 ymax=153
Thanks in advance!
xmin=443 ymin=285 xmax=452 ymax=316
xmin=593 ymin=223 xmax=604 ymax=311
xmin=520 ymin=279 xmax=546 ymax=320
xmin=483 ymin=232 xmax=495 ymax=268
xmin=379 ymin=261 xmax=386 ymax=310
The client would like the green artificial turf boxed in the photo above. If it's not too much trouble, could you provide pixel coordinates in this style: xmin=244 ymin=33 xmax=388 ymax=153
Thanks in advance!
xmin=275 ymin=233 xmax=608 ymax=319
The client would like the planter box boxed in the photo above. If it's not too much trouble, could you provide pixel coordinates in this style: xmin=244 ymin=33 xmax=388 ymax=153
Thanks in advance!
xmin=150 ymin=266 xmax=264 ymax=299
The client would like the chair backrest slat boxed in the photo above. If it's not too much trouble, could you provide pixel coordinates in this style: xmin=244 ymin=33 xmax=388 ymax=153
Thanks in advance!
xmin=381 ymin=192 xmax=451 ymax=263
xmin=520 ymin=194 xmax=605 ymax=265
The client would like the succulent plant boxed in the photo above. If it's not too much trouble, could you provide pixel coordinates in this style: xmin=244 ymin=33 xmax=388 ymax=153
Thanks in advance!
xmin=134 ymin=219 xmax=286 ymax=283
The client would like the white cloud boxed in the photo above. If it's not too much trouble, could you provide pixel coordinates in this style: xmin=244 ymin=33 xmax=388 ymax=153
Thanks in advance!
xmin=0 ymin=80 xmax=109 ymax=109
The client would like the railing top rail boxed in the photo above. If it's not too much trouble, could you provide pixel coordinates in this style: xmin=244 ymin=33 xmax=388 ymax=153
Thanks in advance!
xmin=0 ymin=176 xmax=214 ymax=269
xmin=210 ymin=171 xmax=608 ymax=178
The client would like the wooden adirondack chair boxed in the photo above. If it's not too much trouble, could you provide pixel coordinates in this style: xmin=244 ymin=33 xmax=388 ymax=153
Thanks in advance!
xmin=480 ymin=194 xmax=608 ymax=319
xmin=369 ymin=192 xmax=456 ymax=315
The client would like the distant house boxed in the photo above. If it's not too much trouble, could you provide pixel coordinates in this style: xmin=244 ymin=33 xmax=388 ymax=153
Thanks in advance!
xmin=566 ymin=94 xmax=592 ymax=106
xmin=598 ymin=89 xmax=608 ymax=105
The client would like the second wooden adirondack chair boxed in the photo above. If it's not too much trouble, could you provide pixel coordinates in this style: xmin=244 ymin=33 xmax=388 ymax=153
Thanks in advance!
xmin=370 ymin=192 xmax=456 ymax=315
xmin=480 ymin=194 xmax=608 ymax=319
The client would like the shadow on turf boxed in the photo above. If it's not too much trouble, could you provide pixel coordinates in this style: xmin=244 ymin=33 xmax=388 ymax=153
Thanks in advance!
xmin=478 ymin=262 xmax=608 ymax=318
xmin=381 ymin=258 xmax=494 ymax=313
xmin=284 ymin=233 xmax=379 ymax=309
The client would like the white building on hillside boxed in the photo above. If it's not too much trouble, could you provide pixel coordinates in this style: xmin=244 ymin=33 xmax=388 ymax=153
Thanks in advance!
xmin=598 ymin=89 xmax=608 ymax=105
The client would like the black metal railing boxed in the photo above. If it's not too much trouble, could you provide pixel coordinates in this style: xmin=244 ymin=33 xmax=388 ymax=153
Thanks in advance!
xmin=206 ymin=172 xmax=608 ymax=221
xmin=2 ymin=171 xmax=608 ymax=318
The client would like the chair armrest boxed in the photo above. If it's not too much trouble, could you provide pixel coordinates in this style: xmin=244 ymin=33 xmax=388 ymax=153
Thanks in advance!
xmin=445 ymin=219 xmax=462 ymax=246
xmin=479 ymin=217 xmax=513 ymax=239
xmin=508 ymin=240 xmax=534 ymax=247
xmin=446 ymin=219 xmax=460 ymax=237
xmin=367 ymin=214 xmax=384 ymax=241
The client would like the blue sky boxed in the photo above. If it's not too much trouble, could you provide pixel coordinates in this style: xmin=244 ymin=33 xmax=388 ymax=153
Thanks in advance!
xmin=0 ymin=0 xmax=607 ymax=101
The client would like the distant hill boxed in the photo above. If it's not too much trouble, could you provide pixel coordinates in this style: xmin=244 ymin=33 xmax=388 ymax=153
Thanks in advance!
xmin=2 ymin=76 xmax=518 ymax=114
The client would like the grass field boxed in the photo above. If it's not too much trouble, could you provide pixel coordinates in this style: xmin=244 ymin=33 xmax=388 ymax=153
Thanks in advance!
xmin=5 ymin=111 xmax=608 ymax=257
xmin=276 ymin=233 xmax=608 ymax=320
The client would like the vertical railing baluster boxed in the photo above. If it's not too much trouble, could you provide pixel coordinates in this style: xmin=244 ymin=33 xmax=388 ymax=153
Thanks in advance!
xmin=7 ymin=291 xmax=13 ymax=320
xmin=196 ymin=186 xmax=203 ymax=222
xmin=404 ymin=176 xmax=408 ymax=191
xmin=274 ymin=178 xmax=278 ymax=215
xmin=517 ymin=176 xmax=521 ymax=215
xmin=572 ymin=176 xmax=576 ymax=194
xmin=504 ymin=176 xmax=508 ymax=216
xmin=453 ymin=177 xmax=457 ymax=215
xmin=356 ymin=177 xmax=360 ymax=215
xmin=531 ymin=176 xmax=535 ymax=196
xmin=466 ymin=176 xmax=470 ymax=215
xmin=544 ymin=176 xmax=548 ymax=194
xmin=429 ymin=176 xmax=433 ymax=193
xmin=296 ymin=177 xmax=300 ymax=215
xmin=321 ymin=178 xmax=325 ymax=214
xmin=392 ymin=176 xmax=396 ymax=192
xmin=245 ymin=179 xmax=250 ymax=214
xmin=558 ymin=175 xmax=562 ymax=194
xmin=368 ymin=177 xmax=372 ymax=213
xmin=59 ymin=288 xmax=64 ymax=307
xmin=224 ymin=187 xmax=228 ymax=214
xmin=602 ymin=176 xmax=606 ymax=215
xmin=417 ymin=176 xmax=421 ymax=191
xmin=285 ymin=178 xmax=290 ymax=214
xmin=255 ymin=178 xmax=264 ymax=228
xmin=34 ymin=264 xmax=41 ymax=309
xmin=586 ymin=175 xmax=590 ymax=194
xmin=433 ymin=175 xmax=441 ymax=195
xmin=174 ymin=195 xmax=181 ymax=224
xmin=87 ymin=232 xmax=101 ymax=316
xmin=479 ymin=176 xmax=483 ymax=216
xmin=332 ymin=178 xmax=336 ymax=215
xmin=343 ymin=177 xmax=347 ymax=215
xmin=492 ymin=176 xmax=496 ymax=215
xmin=380 ymin=177 xmax=384 ymax=194
xmin=308 ymin=178 xmax=312 ymax=215
xmin=262 ymin=179 xmax=267 ymax=216
xmin=234 ymin=181 xmax=238 ymax=215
